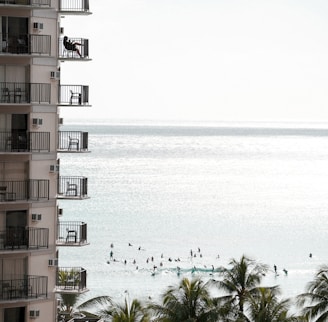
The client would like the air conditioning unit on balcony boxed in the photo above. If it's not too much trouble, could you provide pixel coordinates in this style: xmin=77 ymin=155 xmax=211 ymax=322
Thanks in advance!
xmin=58 ymin=208 xmax=63 ymax=216
xmin=29 ymin=310 xmax=40 ymax=319
xmin=32 ymin=213 xmax=42 ymax=222
xmin=48 ymin=259 xmax=58 ymax=267
xmin=49 ymin=164 xmax=60 ymax=173
xmin=33 ymin=22 xmax=44 ymax=30
xmin=50 ymin=71 xmax=60 ymax=80
xmin=32 ymin=118 xmax=43 ymax=127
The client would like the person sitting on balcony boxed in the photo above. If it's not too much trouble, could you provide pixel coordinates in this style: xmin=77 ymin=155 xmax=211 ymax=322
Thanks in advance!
xmin=63 ymin=36 xmax=82 ymax=57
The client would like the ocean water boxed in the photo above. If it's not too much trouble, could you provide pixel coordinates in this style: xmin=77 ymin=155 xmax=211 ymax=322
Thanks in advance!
xmin=58 ymin=121 xmax=328 ymax=304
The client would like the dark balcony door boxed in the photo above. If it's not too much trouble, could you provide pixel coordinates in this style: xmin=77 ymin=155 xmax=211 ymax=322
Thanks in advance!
xmin=11 ymin=114 xmax=28 ymax=151
xmin=4 ymin=307 xmax=25 ymax=322
xmin=6 ymin=211 xmax=28 ymax=249
xmin=2 ymin=16 xmax=28 ymax=54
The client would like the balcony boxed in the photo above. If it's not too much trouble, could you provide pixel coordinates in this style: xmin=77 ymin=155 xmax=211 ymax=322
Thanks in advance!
xmin=0 ymin=131 xmax=50 ymax=152
xmin=66 ymin=317 xmax=104 ymax=322
xmin=56 ymin=267 xmax=87 ymax=293
xmin=0 ymin=180 xmax=49 ymax=202
xmin=57 ymin=176 xmax=88 ymax=199
xmin=0 ymin=82 xmax=51 ymax=104
xmin=58 ymin=131 xmax=88 ymax=152
xmin=58 ymin=37 xmax=90 ymax=60
xmin=59 ymin=0 xmax=91 ymax=15
xmin=0 ymin=227 xmax=48 ymax=250
xmin=0 ymin=34 xmax=51 ymax=56
xmin=57 ymin=221 xmax=88 ymax=246
xmin=59 ymin=85 xmax=89 ymax=106
xmin=0 ymin=0 xmax=51 ymax=7
xmin=0 ymin=275 xmax=47 ymax=301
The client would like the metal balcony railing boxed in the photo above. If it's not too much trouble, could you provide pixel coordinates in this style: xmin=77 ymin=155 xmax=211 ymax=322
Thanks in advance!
xmin=59 ymin=0 xmax=90 ymax=13
xmin=0 ymin=34 xmax=51 ymax=55
xmin=0 ymin=227 xmax=49 ymax=250
xmin=0 ymin=275 xmax=48 ymax=301
xmin=58 ymin=131 xmax=88 ymax=152
xmin=0 ymin=131 xmax=50 ymax=152
xmin=58 ymin=176 xmax=88 ymax=199
xmin=57 ymin=221 xmax=88 ymax=246
xmin=0 ymin=180 xmax=49 ymax=202
xmin=0 ymin=0 xmax=51 ymax=5
xmin=59 ymin=85 xmax=89 ymax=106
xmin=0 ymin=82 xmax=51 ymax=104
xmin=66 ymin=317 xmax=104 ymax=322
xmin=56 ymin=267 xmax=87 ymax=293
xmin=58 ymin=37 xmax=89 ymax=59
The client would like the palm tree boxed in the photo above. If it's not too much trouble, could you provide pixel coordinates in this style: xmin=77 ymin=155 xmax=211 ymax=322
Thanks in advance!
xmin=151 ymin=277 xmax=221 ymax=322
xmin=297 ymin=265 xmax=328 ymax=321
xmin=98 ymin=296 xmax=150 ymax=322
xmin=58 ymin=293 xmax=80 ymax=315
xmin=212 ymin=255 xmax=269 ymax=317
xmin=58 ymin=293 xmax=112 ymax=320
xmin=244 ymin=286 xmax=303 ymax=322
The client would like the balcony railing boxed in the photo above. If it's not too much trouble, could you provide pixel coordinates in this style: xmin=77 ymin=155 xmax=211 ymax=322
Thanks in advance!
xmin=59 ymin=0 xmax=90 ymax=13
xmin=0 ymin=131 xmax=50 ymax=152
xmin=58 ymin=37 xmax=89 ymax=60
xmin=59 ymin=85 xmax=89 ymax=106
xmin=56 ymin=267 xmax=87 ymax=293
xmin=0 ymin=34 xmax=51 ymax=55
xmin=57 ymin=176 xmax=88 ymax=199
xmin=0 ymin=180 xmax=49 ymax=202
xmin=0 ymin=275 xmax=47 ymax=301
xmin=66 ymin=317 xmax=104 ymax=322
xmin=0 ymin=227 xmax=49 ymax=250
xmin=0 ymin=0 xmax=51 ymax=6
xmin=57 ymin=221 xmax=88 ymax=246
xmin=58 ymin=131 xmax=88 ymax=152
xmin=0 ymin=82 xmax=51 ymax=104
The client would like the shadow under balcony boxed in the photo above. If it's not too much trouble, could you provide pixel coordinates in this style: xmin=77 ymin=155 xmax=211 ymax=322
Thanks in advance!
xmin=0 ymin=180 xmax=49 ymax=203
xmin=0 ymin=275 xmax=47 ymax=302
xmin=59 ymin=0 xmax=91 ymax=15
xmin=0 ymin=227 xmax=48 ymax=251
xmin=59 ymin=85 xmax=89 ymax=106
xmin=0 ymin=82 xmax=51 ymax=104
xmin=58 ymin=131 xmax=88 ymax=152
xmin=1 ymin=34 xmax=51 ymax=56
xmin=57 ymin=176 xmax=88 ymax=200
xmin=0 ymin=131 xmax=50 ymax=153
xmin=58 ymin=37 xmax=90 ymax=60
xmin=0 ymin=0 xmax=51 ymax=7
xmin=56 ymin=267 xmax=88 ymax=294
xmin=57 ymin=221 xmax=88 ymax=246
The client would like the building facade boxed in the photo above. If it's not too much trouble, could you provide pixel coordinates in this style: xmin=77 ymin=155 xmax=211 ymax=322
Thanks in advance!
xmin=0 ymin=0 xmax=91 ymax=321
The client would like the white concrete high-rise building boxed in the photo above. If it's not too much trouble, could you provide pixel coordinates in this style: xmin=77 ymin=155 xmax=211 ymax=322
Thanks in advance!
xmin=0 ymin=1 xmax=92 ymax=321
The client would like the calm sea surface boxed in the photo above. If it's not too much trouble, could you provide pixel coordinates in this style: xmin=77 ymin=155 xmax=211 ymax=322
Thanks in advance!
xmin=58 ymin=121 xmax=328 ymax=304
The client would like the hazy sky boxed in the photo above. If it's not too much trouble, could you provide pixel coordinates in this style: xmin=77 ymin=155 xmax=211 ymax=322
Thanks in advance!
xmin=61 ymin=0 xmax=328 ymax=122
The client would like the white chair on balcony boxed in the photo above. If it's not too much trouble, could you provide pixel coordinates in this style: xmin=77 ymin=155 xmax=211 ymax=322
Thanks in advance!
xmin=69 ymin=90 xmax=81 ymax=105
xmin=14 ymin=88 xmax=22 ymax=103
xmin=68 ymin=136 xmax=79 ymax=151
xmin=5 ymin=136 xmax=12 ymax=152
xmin=66 ymin=228 xmax=77 ymax=243
xmin=66 ymin=181 xmax=77 ymax=196
xmin=1 ymin=88 xmax=10 ymax=103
